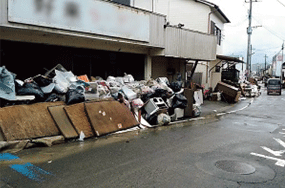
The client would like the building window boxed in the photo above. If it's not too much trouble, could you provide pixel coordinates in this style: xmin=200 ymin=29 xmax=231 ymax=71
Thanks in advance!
xmin=111 ymin=0 xmax=130 ymax=6
xmin=211 ymin=21 xmax=222 ymax=46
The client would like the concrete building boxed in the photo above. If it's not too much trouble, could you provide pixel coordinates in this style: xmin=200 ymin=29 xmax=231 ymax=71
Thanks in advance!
xmin=1 ymin=0 xmax=217 ymax=83
xmin=133 ymin=0 xmax=233 ymax=89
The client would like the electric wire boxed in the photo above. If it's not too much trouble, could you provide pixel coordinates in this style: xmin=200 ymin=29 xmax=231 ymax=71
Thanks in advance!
xmin=252 ymin=16 xmax=285 ymax=40
xmin=276 ymin=0 xmax=285 ymax=8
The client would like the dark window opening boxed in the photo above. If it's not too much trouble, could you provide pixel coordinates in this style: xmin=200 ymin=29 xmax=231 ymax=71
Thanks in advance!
xmin=111 ymin=0 xmax=130 ymax=6
xmin=210 ymin=21 xmax=222 ymax=46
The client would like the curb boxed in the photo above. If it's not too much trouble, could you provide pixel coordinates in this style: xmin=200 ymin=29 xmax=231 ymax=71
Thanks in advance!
xmin=216 ymin=98 xmax=254 ymax=116
xmin=169 ymin=98 xmax=254 ymax=126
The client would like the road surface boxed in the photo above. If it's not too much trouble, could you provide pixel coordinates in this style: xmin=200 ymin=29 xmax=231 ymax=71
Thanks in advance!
xmin=1 ymin=85 xmax=285 ymax=188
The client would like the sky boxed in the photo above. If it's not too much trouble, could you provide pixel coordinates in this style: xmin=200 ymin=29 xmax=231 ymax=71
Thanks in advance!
xmin=209 ymin=0 xmax=285 ymax=66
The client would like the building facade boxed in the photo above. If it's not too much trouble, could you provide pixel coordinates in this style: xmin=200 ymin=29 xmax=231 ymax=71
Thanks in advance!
xmin=1 ymin=0 xmax=217 ymax=84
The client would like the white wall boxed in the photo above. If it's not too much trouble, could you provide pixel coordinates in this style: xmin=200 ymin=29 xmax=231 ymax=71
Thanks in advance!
xmin=134 ymin=0 xmax=227 ymax=55
xmin=134 ymin=0 xmax=210 ymax=33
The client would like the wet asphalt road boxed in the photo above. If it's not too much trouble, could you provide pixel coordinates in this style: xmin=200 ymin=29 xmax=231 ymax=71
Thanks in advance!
xmin=1 ymin=85 xmax=285 ymax=188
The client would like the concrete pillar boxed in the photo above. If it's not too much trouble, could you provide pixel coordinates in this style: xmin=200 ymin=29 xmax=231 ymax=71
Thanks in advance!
xmin=144 ymin=54 xmax=152 ymax=80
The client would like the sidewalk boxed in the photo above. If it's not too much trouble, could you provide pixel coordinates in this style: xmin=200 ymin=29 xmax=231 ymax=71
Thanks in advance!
xmin=200 ymin=97 xmax=253 ymax=118
xmin=200 ymin=100 xmax=236 ymax=117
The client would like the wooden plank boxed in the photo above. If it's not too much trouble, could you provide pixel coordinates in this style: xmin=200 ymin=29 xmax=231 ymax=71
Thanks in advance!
xmin=0 ymin=128 xmax=5 ymax=141
xmin=48 ymin=105 xmax=78 ymax=139
xmin=85 ymin=101 xmax=139 ymax=136
xmin=64 ymin=103 xmax=94 ymax=138
xmin=0 ymin=102 xmax=63 ymax=141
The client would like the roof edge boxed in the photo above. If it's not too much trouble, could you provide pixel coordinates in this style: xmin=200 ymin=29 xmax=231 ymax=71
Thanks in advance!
xmin=194 ymin=0 xmax=230 ymax=23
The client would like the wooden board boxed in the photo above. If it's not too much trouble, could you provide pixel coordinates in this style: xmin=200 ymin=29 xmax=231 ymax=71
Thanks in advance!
xmin=0 ymin=102 xmax=64 ymax=141
xmin=48 ymin=105 xmax=78 ymax=139
xmin=64 ymin=103 xmax=94 ymax=138
xmin=0 ymin=129 xmax=5 ymax=141
xmin=85 ymin=101 xmax=139 ymax=136
xmin=184 ymin=89 xmax=194 ymax=117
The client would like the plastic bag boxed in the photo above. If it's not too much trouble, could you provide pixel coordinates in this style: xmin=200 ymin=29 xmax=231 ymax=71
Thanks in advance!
xmin=17 ymin=82 xmax=45 ymax=101
xmin=157 ymin=113 xmax=171 ymax=126
xmin=172 ymin=94 xmax=188 ymax=109
xmin=66 ymin=86 xmax=85 ymax=105
xmin=169 ymin=81 xmax=182 ymax=92
xmin=122 ymin=85 xmax=137 ymax=100
xmin=123 ymin=73 xmax=135 ymax=83
xmin=53 ymin=70 xmax=70 ymax=93
xmin=0 ymin=66 xmax=16 ymax=100
xmin=115 ymin=77 xmax=124 ymax=85
xmin=107 ymin=76 xmax=116 ymax=82
xmin=41 ymin=83 xmax=55 ymax=94
xmin=140 ymin=86 xmax=155 ymax=95
xmin=193 ymin=104 xmax=201 ymax=117
xmin=45 ymin=93 xmax=60 ymax=102
xmin=156 ymin=77 xmax=170 ymax=85
xmin=33 ymin=74 xmax=52 ymax=87
xmin=131 ymin=98 xmax=144 ymax=109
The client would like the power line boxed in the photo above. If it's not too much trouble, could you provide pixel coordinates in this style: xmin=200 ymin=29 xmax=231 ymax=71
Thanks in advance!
xmin=276 ymin=0 xmax=285 ymax=8
xmin=252 ymin=16 xmax=285 ymax=40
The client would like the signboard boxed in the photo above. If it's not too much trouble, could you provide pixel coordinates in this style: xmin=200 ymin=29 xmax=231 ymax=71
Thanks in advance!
xmin=8 ymin=0 xmax=150 ymax=42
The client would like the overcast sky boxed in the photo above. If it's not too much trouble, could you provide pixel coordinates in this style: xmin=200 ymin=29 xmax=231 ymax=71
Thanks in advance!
xmin=209 ymin=0 xmax=285 ymax=66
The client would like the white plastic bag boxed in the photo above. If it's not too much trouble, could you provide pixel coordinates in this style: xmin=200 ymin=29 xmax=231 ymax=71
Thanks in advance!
xmin=78 ymin=131 xmax=85 ymax=142
xmin=157 ymin=113 xmax=171 ymax=126
xmin=53 ymin=70 xmax=70 ymax=93
xmin=193 ymin=104 xmax=201 ymax=117
xmin=131 ymin=98 xmax=144 ymax=109
xmin=123 ymin=73 xmax=135 ymax=83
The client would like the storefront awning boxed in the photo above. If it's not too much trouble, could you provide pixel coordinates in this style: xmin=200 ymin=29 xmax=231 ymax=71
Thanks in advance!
xmin=216 ymin=55 xmax=245 ymax=64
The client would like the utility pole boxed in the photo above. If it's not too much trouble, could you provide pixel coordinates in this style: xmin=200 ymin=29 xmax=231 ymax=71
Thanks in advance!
xmin=245 ymin=0 xmax=259 ymax=79
xmin=282 ymin=40 xmax=284 ymax=62
xmin=264 ymin=54 xmax=268 ymax=75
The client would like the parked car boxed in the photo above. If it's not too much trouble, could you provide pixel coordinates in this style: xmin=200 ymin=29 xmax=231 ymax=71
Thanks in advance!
xmin=267 ymin=78 xmax=282 ymax=95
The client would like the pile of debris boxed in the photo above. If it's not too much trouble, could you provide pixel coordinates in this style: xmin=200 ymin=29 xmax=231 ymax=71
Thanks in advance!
xmin=0 ymin=64 xmax=202 ymax=129
xmin=203 ymin=78 xmax=261 ymax=103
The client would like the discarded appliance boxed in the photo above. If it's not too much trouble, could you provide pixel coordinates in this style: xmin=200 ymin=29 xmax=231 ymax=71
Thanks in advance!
xmin=144 ymin=97 xmax=169 ymax=116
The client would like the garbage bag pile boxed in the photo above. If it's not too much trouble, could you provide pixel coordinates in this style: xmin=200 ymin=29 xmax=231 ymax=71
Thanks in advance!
xmin=0 ymin=65 xmax=194 ymax=126
xmin=0 ymin=65 xmax=89 ymax=106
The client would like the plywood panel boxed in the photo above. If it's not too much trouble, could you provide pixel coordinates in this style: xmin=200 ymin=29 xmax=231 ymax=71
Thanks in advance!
xmin=0 ymin=129 xmax=5 ymax=141
xmin=48 ymin=105 xmax=78 ymax=139
xmin=0 ymin=102 xmax=63 ymax=141
xmin=85 ymin=101 xmax=139 ymax=136
xmin=64 ymin=103 xmax=94 ymax=138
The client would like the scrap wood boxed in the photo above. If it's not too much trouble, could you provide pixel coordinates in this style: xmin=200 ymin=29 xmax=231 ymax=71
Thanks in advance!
xmin=85 ymin=101 xmax=139 ymax=136
xmin=0 ymin=128 xmax=5 ymax=141
xmin=64 ymin=103 xmax=94 ymax=138
xmin=0 ymin=102 xmax=63 ymax=141
xmin=48 ymin=105 xmax=78 ymax=139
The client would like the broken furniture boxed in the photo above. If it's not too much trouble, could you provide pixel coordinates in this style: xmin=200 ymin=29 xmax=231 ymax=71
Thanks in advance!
xmin=216 ymin=82 xmax=241 ymax=103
